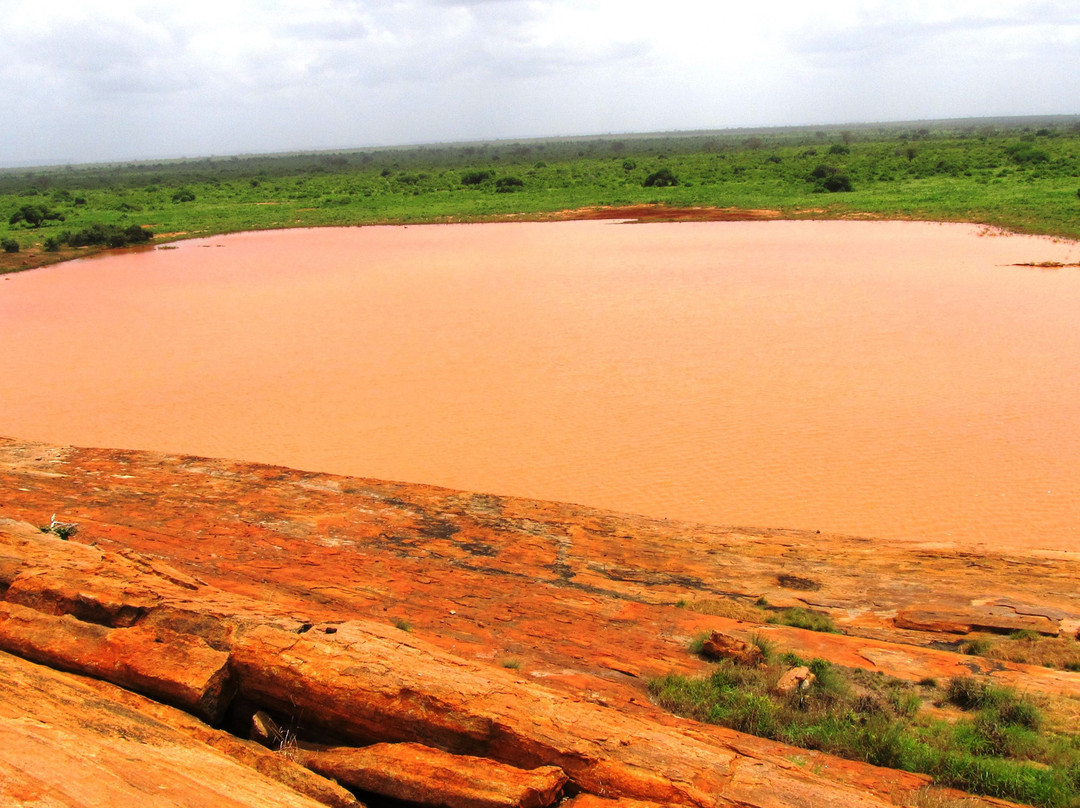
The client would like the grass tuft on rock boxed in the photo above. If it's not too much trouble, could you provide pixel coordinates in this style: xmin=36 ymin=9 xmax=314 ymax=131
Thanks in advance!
xmin=649 ymin=659 xmax=1080 ymax=807
xmin=768 ymin=607 xmax=840 ymax=633
xmin=958 ymin=631 xmax=1080 ymax=672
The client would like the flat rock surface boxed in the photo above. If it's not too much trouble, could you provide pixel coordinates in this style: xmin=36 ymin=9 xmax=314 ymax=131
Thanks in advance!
xmin=1 ymin=436 xmax=1075 ymax=807
xmin=0 ymin=649 xmax=353 ymax=808
xmin=293 ymin=742 xmax=567 ymax=808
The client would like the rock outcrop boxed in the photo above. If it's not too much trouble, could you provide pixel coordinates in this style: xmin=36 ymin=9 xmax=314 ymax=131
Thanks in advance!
xmin=1 ymin=436 xmax=1077 ymax=807
xmin=699 ymin=631 xmax=764 ymax=666
xmin=290 ymin=743 xmax=567 ymax=808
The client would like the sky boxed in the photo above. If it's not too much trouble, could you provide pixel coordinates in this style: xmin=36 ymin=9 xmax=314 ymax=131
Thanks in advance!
xmin=1 ymin=0 xmax=1078 ymax=167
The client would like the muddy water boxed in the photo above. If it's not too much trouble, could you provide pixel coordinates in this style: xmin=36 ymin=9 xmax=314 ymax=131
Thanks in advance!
xmin=2 ymin=221 xmax=1079 ymax=550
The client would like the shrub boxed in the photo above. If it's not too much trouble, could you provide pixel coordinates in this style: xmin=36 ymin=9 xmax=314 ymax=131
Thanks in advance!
xmin=643 ymin=168 xmax=678 ymax=187
xmin=1 ymin=237 xmax=18 ymax=253
xmin=171 ymin=188 xmax=196 ymax=203
xmin=1004 ymin=142 xmax=1050 ymax=164
xmin=808 ymin=164 xmax=854 ymax=193
xmin=67 ymin=224 xmax=153 ymax=248
xmin=622 ymin=159 xmax=636 ymax=171
xmin=43 ymin=236 xmax=61 ymax=252
xmin=495 ymin=176 xmax=524 ymax=193
xmin=828 ymin=144 xmax=851 ymax=155
xmin=39 ymin=515 xmax=78 ymax=540
xmin=9 ymin=204 xmax=63 ymax=227
xmin=460 ymin=170 xmax=493 ymax=186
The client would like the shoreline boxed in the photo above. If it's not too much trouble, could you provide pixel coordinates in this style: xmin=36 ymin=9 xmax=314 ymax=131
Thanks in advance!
xmin=3 ymin=203 xmax=1071 ymax=278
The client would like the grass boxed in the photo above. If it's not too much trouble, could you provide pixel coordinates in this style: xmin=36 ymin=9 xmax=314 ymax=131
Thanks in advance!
xmin=393 ymin=618 xmax=411 ymax=632
xmin=3 ymin=118 xmax=1080 ymax=275
xmin=959 ymin=631 xmax=1080 ymax=672
xmin=768 ymin=607 xmax=840 ymax=633
xmin=649 ymin=656 xmax=1080 ymax=807
xmin=39 ymin=514 xmax=79 ymax=540
xmin=679 ymin=597 xmax=770 ymax=622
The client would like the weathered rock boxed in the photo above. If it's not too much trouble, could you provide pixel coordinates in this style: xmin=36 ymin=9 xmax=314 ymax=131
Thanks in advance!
xmin=561 ymin=798 xmax=669 ymax=808
xmin=231 ymin=622 xmax=738 ymax=806
xmin=0 ymin=600 xmax=233 ymax=722
xmin=0 ymin=649 xmax=355 ymax=808
xmin=774 ymin=666 xmax=815 ymax=695
xmin=894 ymin=608 xmax=1059 ymax=636
xmin=699 ymin=631 xmax=764 ymax=666
xmin=292 ymin=742 xmax=567 ymax=808
xmin=2 ymin=438 xmax=1078 ymax=808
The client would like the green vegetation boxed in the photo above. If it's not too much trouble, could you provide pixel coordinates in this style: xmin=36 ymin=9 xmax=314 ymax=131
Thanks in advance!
xmin=650 ymin=654 xmax=1080 ymax=807
xmin=643 ymin=167 xmax=678 ymax=187
xmin=9 ymin=202 xmax=64 ymax=227
xmin=39 ymin=515 xmax=79 ymax=540
xmin=768 ymin=607 xmax=839 ymax=633
xmin=64 ymin=223 xmax=154 ymax=248
xmin=2 ymin=115 xmax=1079 ymax=274
xmin=959 ymin=630 xmax=1080 ymax=672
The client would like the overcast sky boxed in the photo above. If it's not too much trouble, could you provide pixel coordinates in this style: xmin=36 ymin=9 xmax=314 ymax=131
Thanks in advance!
xmin=2 ymin=0 xmax=1078 ymax=167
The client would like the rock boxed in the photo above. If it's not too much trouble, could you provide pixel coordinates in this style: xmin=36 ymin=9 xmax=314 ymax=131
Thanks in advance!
xmin=3 ymin=437 xmax=1080 ymax=808
xmin=775 ymin=666 xmax=815 ymax=695
xmin=895 ymin=608 xmax=1059 ymax=636
xmin=0 ymin=648 xmax=355 ymax=808
xmin=700 ymin=631 xmax=764 ymax=666
xmin=558 ymin=796 xmax=669 ymax=808
xmin=0 ymin=601 xmax=233 ymax=722
xmin=230 ymin=622 xmax=734 ymax=806
xmin=292 ymin=742 xmax=567 ymax=808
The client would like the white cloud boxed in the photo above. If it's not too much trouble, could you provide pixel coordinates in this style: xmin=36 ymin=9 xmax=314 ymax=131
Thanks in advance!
xmin=0 ymin=0 xmax=1077 ymax=165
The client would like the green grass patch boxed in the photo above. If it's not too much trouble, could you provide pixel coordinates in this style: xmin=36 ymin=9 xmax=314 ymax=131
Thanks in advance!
xmin=3 ymin=119 xmax=1080 ymax=275
xmin=768 ymin=607 xmax=840 ymax=633
xmin=958 ymin=631 xmax=1080 ymax=671
xmin=649 ymin=662 xmax=1080 ymax=807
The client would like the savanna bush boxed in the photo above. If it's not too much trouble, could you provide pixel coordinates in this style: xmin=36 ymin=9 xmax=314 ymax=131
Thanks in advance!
xmin=9 ymin=204 xmax=63 ymax=227
xmin=643 ymin=168 xmax=678 ymax=187
xmin=808 ymin=164 xmax=854 ymax=193
xmin=460 ymin=170 xmax=493 ymax=186
xmin=67 ymin=224 xmax=153 ymax=248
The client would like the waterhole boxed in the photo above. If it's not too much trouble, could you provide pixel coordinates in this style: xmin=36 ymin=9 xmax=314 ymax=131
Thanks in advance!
xmin=2 ymin=220 xmax=1078 ymax=550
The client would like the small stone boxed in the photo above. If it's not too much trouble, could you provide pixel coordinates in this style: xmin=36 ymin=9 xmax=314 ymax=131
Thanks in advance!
xmin=775 ymin=666 xmax=816 ymax=695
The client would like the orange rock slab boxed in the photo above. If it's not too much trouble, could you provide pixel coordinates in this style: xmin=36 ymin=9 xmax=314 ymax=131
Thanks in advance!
xmin=293 ymin=742 xmax=567 ymax=808
xmin=0 ymin=649 xmax=356 ymax=808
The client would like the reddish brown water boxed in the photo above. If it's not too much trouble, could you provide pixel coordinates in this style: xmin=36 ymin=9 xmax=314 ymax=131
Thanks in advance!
xmin=2 ymin=221 xmax=1079 ymax=550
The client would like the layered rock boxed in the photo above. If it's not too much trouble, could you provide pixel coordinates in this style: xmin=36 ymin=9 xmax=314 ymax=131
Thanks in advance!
xmin=0 ymin=648 xmax=359 ymax=808
xmin=1 ymin=436 xmax=1077 ymax=807
xmin=699 ymin=631 xmax=764 ymax=666
xmin=291 ymin=743 xmax=567 ymax=808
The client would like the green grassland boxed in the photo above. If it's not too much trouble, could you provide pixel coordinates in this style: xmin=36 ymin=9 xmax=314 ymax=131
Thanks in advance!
xmin=651 ymin=647 xmax=1080 ymax=807
xmin=2 ymin=116 xmax=1079 ymax=273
